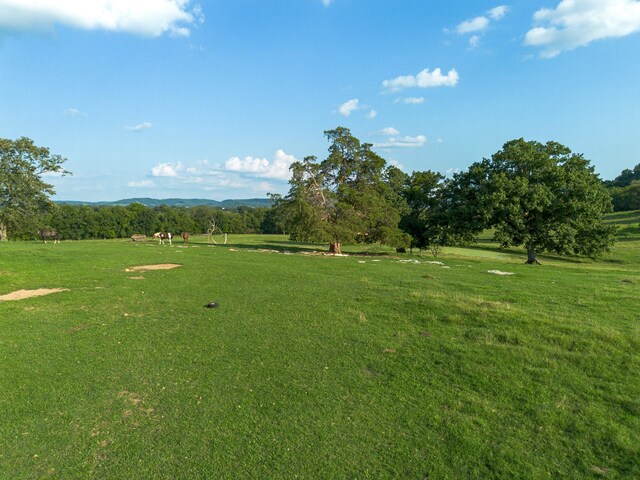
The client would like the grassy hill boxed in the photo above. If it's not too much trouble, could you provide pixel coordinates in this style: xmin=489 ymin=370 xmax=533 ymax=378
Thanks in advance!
xmin=0 ymin=214 xmax=638 ymax=478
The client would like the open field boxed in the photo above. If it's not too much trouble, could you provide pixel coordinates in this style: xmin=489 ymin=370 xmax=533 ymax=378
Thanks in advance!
xmin=1 ymin=216 xmax=639 ymax=479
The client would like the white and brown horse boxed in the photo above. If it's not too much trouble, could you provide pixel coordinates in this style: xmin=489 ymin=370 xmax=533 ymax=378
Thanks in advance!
xmin=153 ymin=232 xmax=173 ymax=245
xmin=39 ymin=229 xmax=60 ymax=244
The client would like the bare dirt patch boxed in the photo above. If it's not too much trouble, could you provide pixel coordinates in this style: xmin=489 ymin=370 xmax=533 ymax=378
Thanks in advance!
xmin=0 ymin=288 xmax=69 ymax=301
xmin=487 ymin=270 xmax=515 ymax=275
xmin=125 ymin=264 xmax=181 ymax=272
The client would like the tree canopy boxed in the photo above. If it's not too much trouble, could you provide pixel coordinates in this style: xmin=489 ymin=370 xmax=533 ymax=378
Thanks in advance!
xmin=281 ymin=127 xmax=409 ymax=253
xmin=606 ymin=163 xmax=640 ymax=212
xmin=0 ymin=137 xmax=70 ymax=240
xmin=444 ymin=138 xmax=616 ymax=263
xmin=606 ymin=163 xmax=640 ymax=188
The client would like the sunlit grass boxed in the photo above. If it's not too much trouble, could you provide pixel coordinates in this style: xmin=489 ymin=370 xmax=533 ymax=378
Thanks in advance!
xmin=0 ymin=222 xmax=638 ymax=478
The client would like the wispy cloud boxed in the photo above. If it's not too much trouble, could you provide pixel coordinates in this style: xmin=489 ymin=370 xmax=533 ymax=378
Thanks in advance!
xmin=375 ymin=135 xmax=427 ymax=148
xmin=127 ymin=179 xmax=155 ymax=188
xmin=382 ymin=68 xmax=459 ymax=92
xmin=0 ymin=0 xmax=203 ymax=37
xmin=456 ymin=16 xmax=490 ymax=34
xmin=63 ymin=107 xmax=83 ymax=116
xmin=395 ymin=97 xmax=425 ymax=105
xmin=380 ymin=127 xmax=400 ymax=136
xmin=489 ymin=5 xmax=509 ymax=21
xmin=337 ymin=98 xmax=377 ymax=119
xmin=374 ymin=128 xmax=427 ymax=149
xmin=125 ymin=122 xmax=153 ymax=132
xmin=525 ymin=0 xmax=640 ymax=58
xmin=454 ymin=5 xmax=510 ymax=48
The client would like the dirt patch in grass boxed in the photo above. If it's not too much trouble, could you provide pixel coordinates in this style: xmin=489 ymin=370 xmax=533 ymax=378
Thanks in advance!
xmin=487 ymin=270 xmax=515 ymax=275
xmin=0 ymin=288 xmax=69 ymax=301
xmin=125 ymin=264 xmax=181 ymax=272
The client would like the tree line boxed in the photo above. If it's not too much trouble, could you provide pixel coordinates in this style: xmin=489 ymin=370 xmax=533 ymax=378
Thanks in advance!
xmin=605 ymin=164 xmax=640 ymax=212
xmin=7 ymin=203 xmax=279 ymax=241
xmin=1 ymin=132 xmax=633 ymax=263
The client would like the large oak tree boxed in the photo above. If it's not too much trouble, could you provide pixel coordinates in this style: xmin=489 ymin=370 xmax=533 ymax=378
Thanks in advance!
xmin=0 ymin=137 xmax=70 ymax=240
xmin=282 ymin=127 xmax=409 ymax=253
xmin=444 ymin=138 xmax=616 ymax=263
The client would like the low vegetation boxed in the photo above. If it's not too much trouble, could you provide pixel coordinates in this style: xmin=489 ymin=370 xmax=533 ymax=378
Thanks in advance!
xmin=0 ymin=213 xmax=638 ymax=478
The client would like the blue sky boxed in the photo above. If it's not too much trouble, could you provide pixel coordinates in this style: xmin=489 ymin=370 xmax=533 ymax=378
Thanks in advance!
xmin=1 ymin=0 xmax=639 ymax=201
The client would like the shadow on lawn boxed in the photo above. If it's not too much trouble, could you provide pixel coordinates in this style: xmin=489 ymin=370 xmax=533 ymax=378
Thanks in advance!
xmin=227 ymin=242 xmax=394 ymax=256
xmin=458 ymin=244 xmax=598 ymax=265
xmin=186 ymin=238 xmax=394 ymax=256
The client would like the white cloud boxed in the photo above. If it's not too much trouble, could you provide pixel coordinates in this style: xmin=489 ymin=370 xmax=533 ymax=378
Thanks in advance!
xmin=375 ymin=127 xmax=426 ymax=149
xmin=380 ymin=127 xmax=400 ymax=136
xmin=489 ymin=5 xmax=509 ymax=20
xmin=322 ymin=0 xmax=332 ymax=6
xmin=224 ymin=149 xmax=297 ymax=180
xmin=63 ymin=108 xmax=82 ymax=116
xmin=127 ymin=179 xmax=155 ymax=187
xmin=397 ymin=96 xmax=425 ymax=104
xmin=338 ymin=98 xmax=360 ymax=116
xmin=375 ymin=135 xmax=427 ymax=149
xmin=383 ymin=68 xmax=459 ymax=92
xmin=525 ymin=0 xmax=640 ymax=58
xmin=455 ymin=5 xmax=509 ymax=45
xmin=456 ymin=16 xmax=490 ymax=34
xmin=125 ymin=121 xmax=153 ymax=132
xmin=366 ymin=109 xmax=378 ymax=119
xmin=388 ymin=159 xmax=405 ymax=170
xmin=0 ymin=0 xmax=202 ymax=37
xmin=151 ymin=162 xmax=182 ymax=177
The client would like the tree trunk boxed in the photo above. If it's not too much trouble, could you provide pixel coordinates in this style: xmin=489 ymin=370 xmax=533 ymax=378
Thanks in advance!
xmin=525 ymin=246 xmax=541 ymax=264
xmin=0 ymin=222 xmax=7 ymax=241
xmin=329 ymin=242 xmax=342 ymax=254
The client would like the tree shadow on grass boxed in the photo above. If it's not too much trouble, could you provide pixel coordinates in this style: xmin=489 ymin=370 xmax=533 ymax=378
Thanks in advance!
xmin=457 ymin=244 xmax=600 ymax=265
xmin=187 ymin=238 xmax=396 ymax=256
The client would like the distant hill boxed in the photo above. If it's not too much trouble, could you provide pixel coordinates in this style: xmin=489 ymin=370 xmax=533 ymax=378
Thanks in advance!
xmin=55 ymin=197 xmax=272 ymax=208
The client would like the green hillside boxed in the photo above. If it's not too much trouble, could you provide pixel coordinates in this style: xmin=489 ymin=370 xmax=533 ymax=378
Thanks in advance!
xmin=0 ymin=215 xmax=638 ymax=478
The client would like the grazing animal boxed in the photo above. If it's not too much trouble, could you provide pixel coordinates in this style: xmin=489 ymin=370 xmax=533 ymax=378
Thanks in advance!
xmin=39 ymin=229 xmax=60 ymax=244
xmin=204 ymin=302 xmax=219 ymax=308
xmin=158 ymin=232 xmax=172 ymax=245
xmin=181 ymin=232 xmax=190 ymax=245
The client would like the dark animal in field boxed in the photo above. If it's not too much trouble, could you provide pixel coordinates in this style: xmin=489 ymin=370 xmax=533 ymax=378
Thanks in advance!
xmin=181 ymin=232 xmax=190 ymax=245
xmin=204 ymin=302 xmax=219 ymax=308
xmin=156 ymin=232 xmax=172 ymax=245
xmin=38 ymin=230 xmax=60 ymax=244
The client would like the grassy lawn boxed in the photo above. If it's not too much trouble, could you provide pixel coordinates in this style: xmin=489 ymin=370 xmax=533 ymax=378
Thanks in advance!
xmin=1 ymin=218 xmax=639 ymax=478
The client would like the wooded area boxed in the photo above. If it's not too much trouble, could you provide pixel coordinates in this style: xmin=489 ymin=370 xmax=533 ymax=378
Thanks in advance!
xmin=1 ymin=132 xmax=635 ymax=262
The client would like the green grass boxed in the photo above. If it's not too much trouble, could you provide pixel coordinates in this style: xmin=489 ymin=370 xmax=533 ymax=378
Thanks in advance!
xmin=1 ymin=227 xmax=639 ymax=479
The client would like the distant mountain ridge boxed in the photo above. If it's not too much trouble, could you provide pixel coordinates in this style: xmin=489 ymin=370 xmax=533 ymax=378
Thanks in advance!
xmin=55 ymin=197 xmax=272 ymax=208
